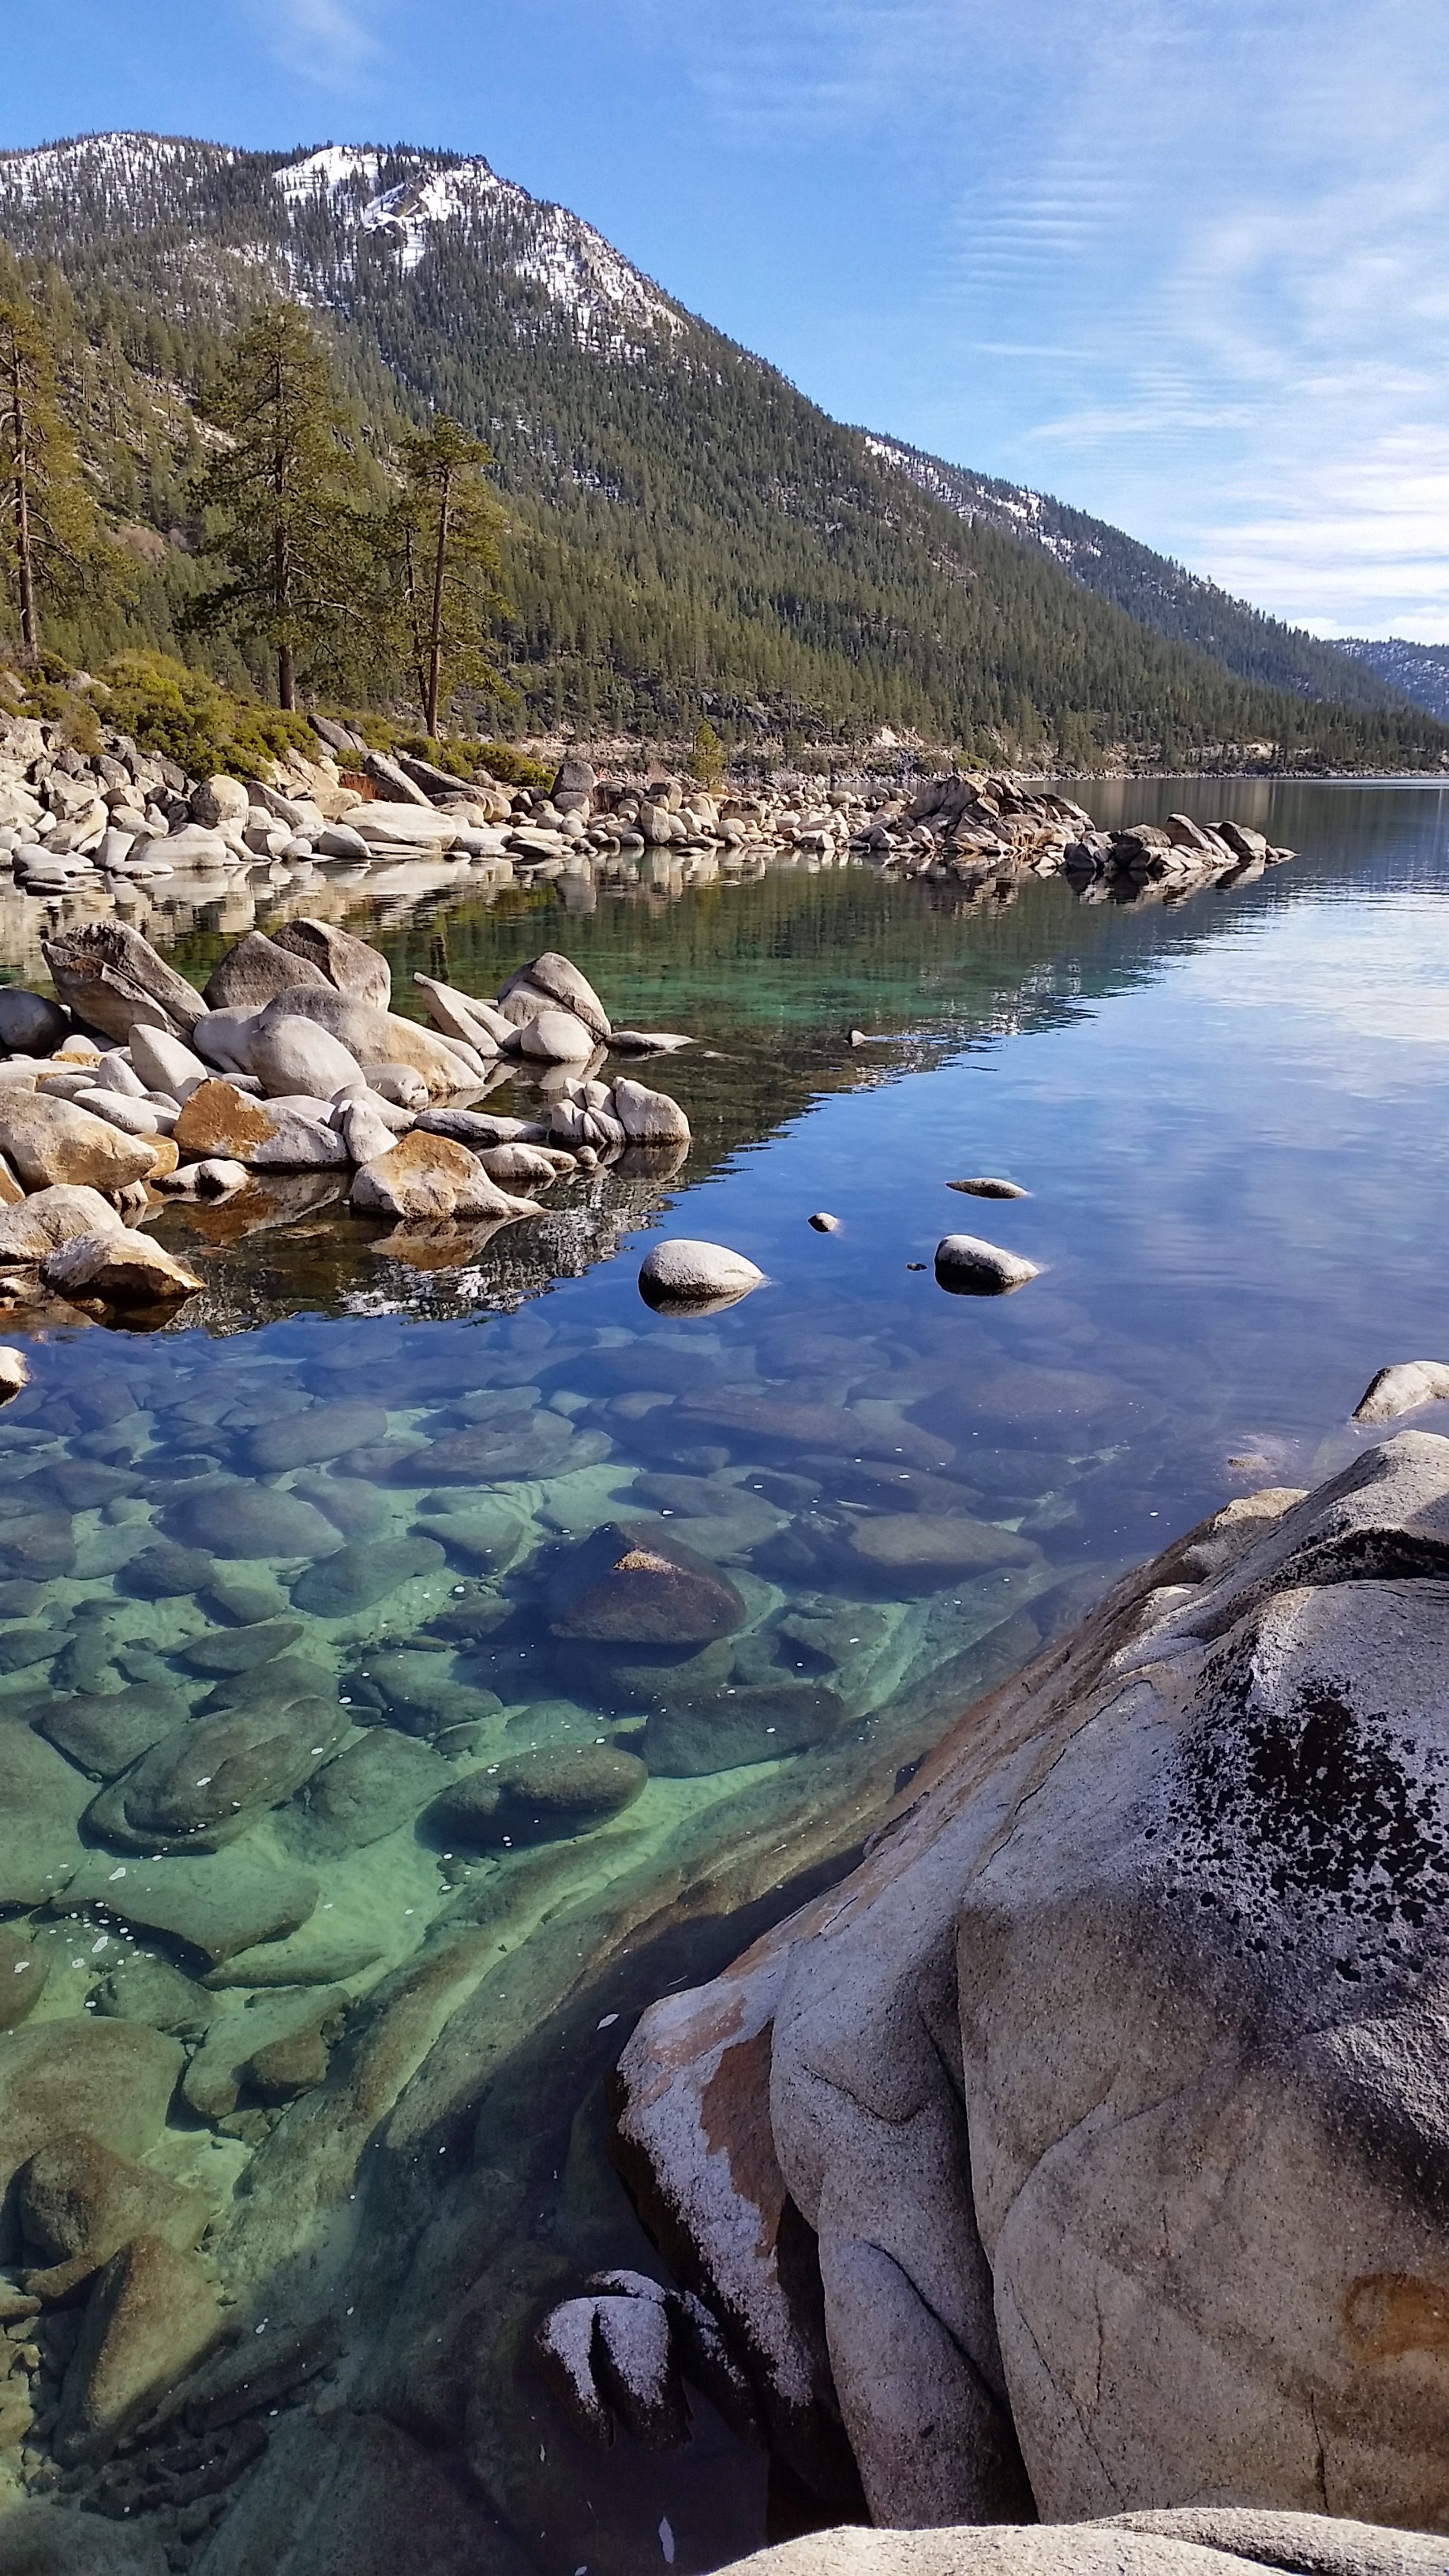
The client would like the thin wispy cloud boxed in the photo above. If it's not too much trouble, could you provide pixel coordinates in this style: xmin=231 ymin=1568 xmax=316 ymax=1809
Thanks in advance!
xmin=243 ymin=0 xmax=381 ymax=90
xmin=650 ymin=0 xmax=1449 ymax=635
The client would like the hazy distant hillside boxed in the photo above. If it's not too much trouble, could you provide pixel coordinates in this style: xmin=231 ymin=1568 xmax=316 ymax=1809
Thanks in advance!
xmin=0 ymin=129 xmax=1443 ymax=770
xmin=1337 ymin=638 xmax=1449 ymax=724
xmin=863 ymin=435 xmax=1413 ymax=719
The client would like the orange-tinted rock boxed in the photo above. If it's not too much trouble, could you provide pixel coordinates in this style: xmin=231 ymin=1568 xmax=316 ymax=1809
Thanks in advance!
xmin=173 ymin=1080 xmax=274 ymax=1159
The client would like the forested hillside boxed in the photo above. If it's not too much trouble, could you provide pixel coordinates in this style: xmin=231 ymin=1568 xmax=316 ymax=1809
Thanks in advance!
xmin=865 ymin=436 xmax=1415 ymax=717
xmin=0 ymin=130 xmax=1444 ymax=773
xmin=1338 ymin=638 xmax=1449 ymax=724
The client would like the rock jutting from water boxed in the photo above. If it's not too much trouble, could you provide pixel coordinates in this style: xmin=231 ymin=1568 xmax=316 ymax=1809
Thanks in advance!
xmin=607 ymin=1436 xmax=1449 ymax=2538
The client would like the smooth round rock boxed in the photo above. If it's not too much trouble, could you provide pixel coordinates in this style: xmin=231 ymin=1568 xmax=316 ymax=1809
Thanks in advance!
xmin=425 ymin=1745 xmax=648 ymax=1848
xmin=934 ymin=1234 xmax=1040 ymax=1295
xmin=162 ymin=1481 xmax=342 ymax=1559
xmin=290 ymin=1535 xmax=446 ymax=1616
xmin=638 ymin=1238 xmax=766 ymax=1314
xmin=949 ymin=1178 xmax=1030 ymax=1200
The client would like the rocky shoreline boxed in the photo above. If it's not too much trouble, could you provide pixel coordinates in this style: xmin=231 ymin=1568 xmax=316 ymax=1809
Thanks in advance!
xmin=0 ymin=715 xmax=1294 ymax=930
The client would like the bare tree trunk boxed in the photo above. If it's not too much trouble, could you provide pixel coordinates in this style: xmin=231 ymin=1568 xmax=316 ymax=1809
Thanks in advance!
xmin=278 ymin=641 xmax=295 ymax=713
xmin=7 ymin=338 xmax=38 ymax=665
xmin=426 ymin=473 xmax=451 ymax=737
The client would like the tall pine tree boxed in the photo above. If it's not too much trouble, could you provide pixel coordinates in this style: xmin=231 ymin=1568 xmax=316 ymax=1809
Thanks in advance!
xmin=388 ymin=416 xmax=512 ymax=735
xmin=185 ymin=305 xmax=372 ymax=711
xmin=0 ymin=291 xmax=107 ymax=665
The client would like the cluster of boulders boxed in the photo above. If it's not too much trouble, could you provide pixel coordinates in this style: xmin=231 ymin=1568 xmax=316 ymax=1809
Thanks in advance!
xmin=0 ymin=710 xmax=1296 ymax=918
xmin=0 ymin=919 xmax=691 ymax=1321
xmin=1064 ymin=813 xmax=1294 ymax=893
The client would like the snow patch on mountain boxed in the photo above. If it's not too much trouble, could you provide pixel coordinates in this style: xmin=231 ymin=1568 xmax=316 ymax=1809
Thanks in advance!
xmin=0 ymin=131 xmax=234 ymax=205
xmin=349 ymin=158 xmax=684 ymax=343
xmin=275 ymin=145 xmax=388 ymax=206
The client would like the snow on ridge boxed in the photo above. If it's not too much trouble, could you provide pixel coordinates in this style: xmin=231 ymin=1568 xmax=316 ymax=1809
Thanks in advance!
xmin=0 ymin=131 xmax=232 ymax=201
xmin=350 ymin=156 xmax=683 ymax=340
xmin=275 ymin=145 xmax=388 ymax=205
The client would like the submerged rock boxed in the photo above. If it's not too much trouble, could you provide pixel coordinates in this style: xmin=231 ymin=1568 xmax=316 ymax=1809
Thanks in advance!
xmin=294 ymin=1731 xmax=450 ymax=1855
xmin=182 ymin=1983 xmax=348 ymax=2119
xmin=549 ymin=1521 xmax=746 ymax=1646
xmin=86 ymin=1694 xmax=349 ymax=1852
xmin=19 ymin=2132 xmax=212 ymax=2301
xmin=1353 ymin=1360 xmax=1449 ymax=1425
xmin=290 ymin=1534 xmax=446 ymax=1616
xmin=61 ymin=1853 xmax=319 ymax=1965
xmin=92 ymin=1949 xmax=215 ymax=2038
xmin=245 ymin=1400 xmax=389 ymax=1472
xmin=847 ymin=1514 xmax=1039 ymax=1583
xmin=0 ymin=1923 xmax=47 ymax=2028
xmin=0 ymin=2021 xmax=183 ymax=2207
xmin=163 ymin=1479 xmax=342 ymax=1559
xmin=39 ymin=1683 xmax=187 ymax=1777
xmin=425 ymin=1744 xmax=648 ymax=1848
xmin=644 ymin=1682 xmax=845 ymax=1776
xmin=53 ymin=2235 xmax=220 ymax=2465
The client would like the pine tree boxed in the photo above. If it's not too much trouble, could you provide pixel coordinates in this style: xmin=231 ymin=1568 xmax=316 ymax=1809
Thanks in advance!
xmin=388 ymin=415 xmax=512 ymax=734
xmin=0 ymin=292 xmax=107 ymax=664
xmin=185 ymin=305 xmax=372 ymax=711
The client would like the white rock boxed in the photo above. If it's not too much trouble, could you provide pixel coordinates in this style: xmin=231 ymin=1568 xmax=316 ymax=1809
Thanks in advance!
xmin=193 ymin=1009 xmax=260 ymax=1076
xmin=361 ymin=1063 xmax=429 ymax=1111
xmin=340 ymin=803 xmax=456 ymax=846
xmin=521 ymin=1009 xmax=597 ymax=1064
xmin=42 ymin=1228 xmax=203 ymax=1306
xmin=0 ymin=1348 xmax=28 ymax=1398
xmin=190 ymin=774 xmax=249 ymax=828
xmin=92 ymin=1053 xmax=148 ymax=1099
xmin=1353 ymin=1361 xmax=1449 ymax=1425
xmin=413 ymin=974 xmax=503 ymax=1054
xmin=638 ymin=1239 xmax=766 ymax=1310
xmin=934 ymin=1233 xmax=1039 ymax=1293
xmin=612 ymin=1078 xmax=691 ymax=1146
xmin=315 ymin=824 xmax=373 ymax=862
xmin=341 ymin=1097 xmax=402 ymax=1166
xmin=128 ymin=1026 xmax=210 ymax=1101
xmin=70 ymin=1089 xmax=161 ymax=1138
xmin=249 ymin=1015 xmax=361 ymax=1100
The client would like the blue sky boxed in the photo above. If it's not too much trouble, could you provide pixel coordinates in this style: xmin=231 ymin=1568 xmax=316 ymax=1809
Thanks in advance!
xmin=6 ymin=0 xmax=1449 ymax=640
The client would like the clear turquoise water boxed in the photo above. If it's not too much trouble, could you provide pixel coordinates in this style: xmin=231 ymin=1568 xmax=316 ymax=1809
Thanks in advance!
xmin=2 ymin=777 xmax=1449 ymax=2566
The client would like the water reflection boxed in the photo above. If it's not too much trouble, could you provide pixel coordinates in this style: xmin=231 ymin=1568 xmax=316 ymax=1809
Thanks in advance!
xmin=0 ymin=784 xmax=1447 ymax=2567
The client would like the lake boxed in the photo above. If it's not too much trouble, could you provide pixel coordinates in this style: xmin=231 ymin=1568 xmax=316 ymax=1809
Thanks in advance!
xmin=2 ymin=775 xmax=1447 ymax=2567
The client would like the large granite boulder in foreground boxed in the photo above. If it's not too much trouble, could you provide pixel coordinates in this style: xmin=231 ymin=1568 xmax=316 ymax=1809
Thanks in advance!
xmin=711 ymin=2511 xmax=1449 ymax=2576
xmin=613 ymin=1434 xmax=1449 ymax=2534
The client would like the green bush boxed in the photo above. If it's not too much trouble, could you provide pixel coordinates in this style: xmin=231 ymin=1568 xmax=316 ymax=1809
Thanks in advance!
xmin=395 ymin=731 xmax=552 ymax=791
xmin=101 ymin=653 xmax=313 ymax=781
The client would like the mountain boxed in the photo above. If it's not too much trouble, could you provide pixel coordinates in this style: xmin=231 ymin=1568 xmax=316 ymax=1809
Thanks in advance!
xmin=1336 ymin=638 xmax=1449 ymax=725
xmin=863 ymin=435 xmax=1411 ymax=718
xmin=0 ymin=129 xmax=1443 ymax=773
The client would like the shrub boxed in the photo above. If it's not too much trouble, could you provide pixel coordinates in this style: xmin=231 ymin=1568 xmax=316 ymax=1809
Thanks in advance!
xmin=100 ymin=653 xmax=312 ymax=781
